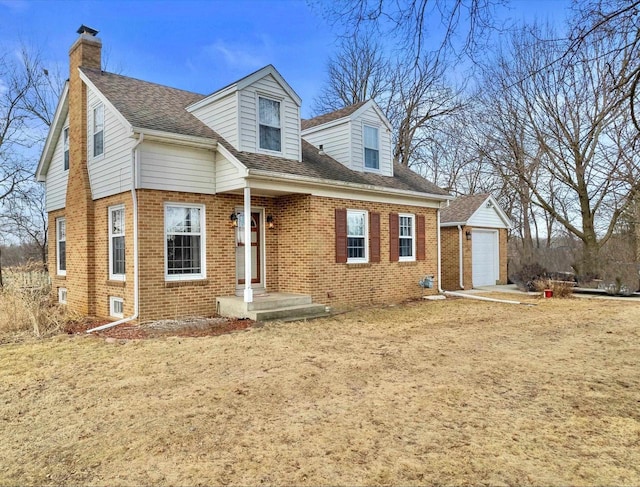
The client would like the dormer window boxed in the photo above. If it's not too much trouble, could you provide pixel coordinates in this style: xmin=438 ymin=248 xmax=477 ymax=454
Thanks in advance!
xmin=364 ymin=125 xmax=379 ymax=170
xmin=63 ymin=127 xmax=69 ymax=170
xmin=93 ymin=104 xmax=104 ymax=157
xmin=258 ymin=96 xmax=281 ymax=152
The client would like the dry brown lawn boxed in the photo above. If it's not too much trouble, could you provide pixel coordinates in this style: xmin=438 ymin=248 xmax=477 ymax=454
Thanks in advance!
xmin=1 ymin=294 xmax=639 ymax=486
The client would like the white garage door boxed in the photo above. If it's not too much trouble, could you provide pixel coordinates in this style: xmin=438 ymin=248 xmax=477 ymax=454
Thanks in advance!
xmin=472 ymin=229 xmax=499 ymax=287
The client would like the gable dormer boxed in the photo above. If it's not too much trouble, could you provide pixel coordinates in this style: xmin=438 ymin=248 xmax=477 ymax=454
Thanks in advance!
xmin=187 ymin=65 xmax=302 ymax=161
xmin=301 ymin=100 xmax=394 ymax=177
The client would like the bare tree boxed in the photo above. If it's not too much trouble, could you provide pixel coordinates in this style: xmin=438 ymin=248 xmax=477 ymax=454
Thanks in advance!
xmin=478 ymin=24 xmax=639 ymax=277
xmin=312 ymin=33 xmax=391 ymax=114
xmin=320 ymin=0 xmax=501 ymax=63
xmin=567 ymin=0 xmax=640 ymax=131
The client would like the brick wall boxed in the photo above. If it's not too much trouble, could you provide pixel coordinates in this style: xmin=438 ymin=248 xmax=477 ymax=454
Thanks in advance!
xmin=134 ymin=189 xmax=281 ymax=321
xmin=61 ymin=32 xmax=102 ymax=315
xmin=441 ymin=226 xmax=461 ymax=290
xmin=499 ymin=228 xmax=508 ymax=285
xmin=299 ymin=196 xmax=439 ymax=307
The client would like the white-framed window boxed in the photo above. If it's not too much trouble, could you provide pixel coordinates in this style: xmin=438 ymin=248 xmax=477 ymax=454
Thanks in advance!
xmin=164 ymin=203 xmax=206 ymax=280
xmin=258 ymin=96 xmax=281 ymax=152
xmin=363 ymin=125 xmax=379 ymax=170
xmin=347 ymin=209 xmax=368 ymax=263
xmin=93 ymin=104 xmax=104 ymax=158
xmin=109 ymin=296 xmax=124 ymax=318
xmin=56 ymin=217 xmax=66 ymax=276
xmin=399 ymin=213 xmax=416 ymax=261
xmin=63 ymin=127 xmax=69 ymax=171
xmin=58 ymin=287 xmax=67 ymax=304
xmin=109 ymin=205 xmax=125 ymax=281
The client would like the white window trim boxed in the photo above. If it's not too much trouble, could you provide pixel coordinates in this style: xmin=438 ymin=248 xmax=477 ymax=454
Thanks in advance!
xmin=347 ymin=209 xmax=369 ymax=264
xmin=256 ymin=94 xmax=283 ymax=155
xmin=92 ymin=103 xmax=105 ymax=160
xmin=56 ymin=217 xmax=66 ymax=276
xmin=398 ymin=213 xmax=416 ymax=262
xmin=63 ymin=127 xmax=69 ymax=171
xmin=109 ymin=296 xmax=124 ymax=319
xmin=108 ymin=205 xmax=126 ymax=281
xmin=58 ymin=287 xmax=67 ymax=305
xmin=164 ymin=202 xmax=206 ymax=281
xmin=363 ymin=123 xmax=381 ymax=172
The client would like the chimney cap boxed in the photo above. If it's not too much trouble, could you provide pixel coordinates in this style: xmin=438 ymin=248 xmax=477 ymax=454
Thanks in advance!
xmin=77 ymin=25 xmax=98 ymax=36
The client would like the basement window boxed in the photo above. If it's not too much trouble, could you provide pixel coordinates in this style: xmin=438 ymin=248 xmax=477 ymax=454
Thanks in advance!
xmin=109 ymin=296 xmax=124 ymax=318
xmin=58 ymin=288 xmax=67 ymax=304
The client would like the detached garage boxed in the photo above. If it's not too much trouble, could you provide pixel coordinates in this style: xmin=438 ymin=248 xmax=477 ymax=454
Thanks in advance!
xmin=440 ymin=194 xmax=511 ymax=290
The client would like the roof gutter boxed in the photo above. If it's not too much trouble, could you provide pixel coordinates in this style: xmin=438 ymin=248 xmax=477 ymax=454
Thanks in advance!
xmin=87 ymin=133 xmax=144 ymax=333
xmin=246 ymin=168 xmax=453 ymax=203
xmin=130 ymin=126 xmax=217 ymax=150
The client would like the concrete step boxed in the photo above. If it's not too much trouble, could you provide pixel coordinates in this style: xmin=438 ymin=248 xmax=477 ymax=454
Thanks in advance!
xmin=247 ymin=294 xmax=312 ymax=311
xmin=250 ymin=303 xmax=329 ymax=322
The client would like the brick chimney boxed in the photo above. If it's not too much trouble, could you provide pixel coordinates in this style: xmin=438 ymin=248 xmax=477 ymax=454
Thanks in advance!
xmin=65 ymin=26 xmax=101 ymax=315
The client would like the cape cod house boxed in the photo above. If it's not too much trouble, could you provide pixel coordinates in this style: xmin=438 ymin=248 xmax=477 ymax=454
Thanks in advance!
xmin=36 ymin=26 xmax=452 ymax=323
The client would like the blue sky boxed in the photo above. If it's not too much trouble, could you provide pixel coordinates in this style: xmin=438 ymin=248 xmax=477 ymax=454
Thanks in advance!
xmin=0 ymin=0 xmax=571 ymax=118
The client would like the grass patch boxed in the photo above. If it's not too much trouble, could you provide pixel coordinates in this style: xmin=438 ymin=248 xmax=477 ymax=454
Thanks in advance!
xmin=1 ymin=297 xmax=639 ymax=485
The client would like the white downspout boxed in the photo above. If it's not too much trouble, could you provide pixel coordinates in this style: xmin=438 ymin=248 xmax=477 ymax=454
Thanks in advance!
xmin=87 ymin=133 xmax=144 ymax=333
xmin=457 ymin=225 xmax=465 ymax=289
xmin=437 ymin=208 xmax=443 ymax=293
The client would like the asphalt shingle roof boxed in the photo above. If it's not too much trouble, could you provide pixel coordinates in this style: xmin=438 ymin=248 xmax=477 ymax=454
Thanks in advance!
xmin=440 ymin=193 xmax=491 ymax=223
xmin=81 ymin=68 xmax=448 ymax=197
xmin=301 ymin=101 xmax=367 ymax=131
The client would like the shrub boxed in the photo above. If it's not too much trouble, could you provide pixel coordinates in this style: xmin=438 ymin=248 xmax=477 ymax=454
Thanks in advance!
xmin=0 ymin=286 xmax=72 ymax=340
xmin=532 ymin=278 xmax=574 ymax=298
xmin=511 ymin=263 xmax=548 ymax=291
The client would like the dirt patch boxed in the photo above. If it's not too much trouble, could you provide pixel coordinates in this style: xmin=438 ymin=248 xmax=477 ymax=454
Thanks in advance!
xmin=1 ymin=296 xmax=639 ymax=486
xmin=63 ymin=316 xmax=256 ymax=339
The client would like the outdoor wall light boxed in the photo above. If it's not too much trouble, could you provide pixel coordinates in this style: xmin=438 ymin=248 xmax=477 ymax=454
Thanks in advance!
xmin=466 ymin=230 xmax=472 ymax=240
xmin=267 ymin=215 xmax=274 ymax=229
xmin=229 ymin=212 xmax=239 ymax=227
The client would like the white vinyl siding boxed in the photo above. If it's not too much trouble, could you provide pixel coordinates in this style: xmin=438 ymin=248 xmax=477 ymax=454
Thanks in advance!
xmin=468 ymin=204 xmax=509 ymax=228
xmin=238 ymin=74 xmax=300 ymax=160
xmin=351 ymin=105 xmax=392 ymax=176
xmin=86 ymin=86 xmax=135 ymax=200
xmin=45 ymin=114 xmax=69 ymax=211
xmin=302 ymin=102 xmax=393 ymax=176
xmin=301 ymin=121 xmax=352 ymax=168
xmin=189 ymin=91 xmax=239 ymax=149
xmin=216 ymin=156 xmax=245 ymax=193
xmin=138 ymin=142 xmax=216 ymax=194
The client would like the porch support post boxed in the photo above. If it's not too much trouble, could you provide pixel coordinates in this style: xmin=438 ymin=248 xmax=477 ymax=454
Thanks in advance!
xmin=243 ymin=186 xmax=253 ymax=303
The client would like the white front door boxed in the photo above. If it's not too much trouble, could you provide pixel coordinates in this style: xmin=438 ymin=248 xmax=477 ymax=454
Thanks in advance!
xmin=472 ymin=229 xmax=499 ymax=287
